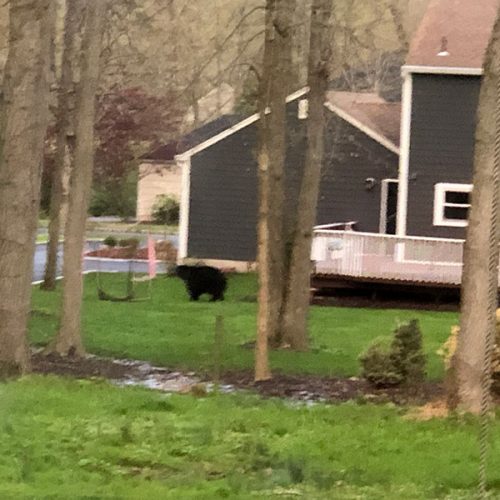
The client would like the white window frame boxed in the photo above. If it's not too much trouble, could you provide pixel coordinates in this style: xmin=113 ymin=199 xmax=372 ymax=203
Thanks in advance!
xmin=379 ymin=179 xmax=399 ymax=234
xmin=433 ymin=182 xmax=472 ymax=227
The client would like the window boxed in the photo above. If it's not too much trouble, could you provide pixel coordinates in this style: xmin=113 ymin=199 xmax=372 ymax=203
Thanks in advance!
xmin=433 ymin=183 xmax=472 ymax=227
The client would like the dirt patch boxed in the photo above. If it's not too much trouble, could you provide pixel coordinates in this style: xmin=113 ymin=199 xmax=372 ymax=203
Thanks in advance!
xmin=30 ymin=352 xmax=499 ymax=408
xmin=404 ymin=400 xmax=450 ymax=420
xmin=312 ymin=295 xmax=459 ymax=312
xmin=222 ymin=371 xmax=445 ymax=405
xmin=31 ymin=352 xmax=165 ymax=380
xmin=31 ymin=352 xmax=438 ymax=404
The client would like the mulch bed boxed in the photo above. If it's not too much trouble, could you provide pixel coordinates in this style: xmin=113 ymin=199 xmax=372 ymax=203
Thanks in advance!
xmin=31 ymin=352 xmax=156 ymax=380
xmin=311 ymin=295 xmax=459 ymax=312
xmin=31 ymin=351 xmax=450 ymax=406
xmin=222 ymin=371 xmax=446 ymax=405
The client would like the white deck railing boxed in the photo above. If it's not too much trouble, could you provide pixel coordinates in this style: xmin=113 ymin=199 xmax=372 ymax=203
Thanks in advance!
xmin=311 ymin=230 xmax=468 ymax=285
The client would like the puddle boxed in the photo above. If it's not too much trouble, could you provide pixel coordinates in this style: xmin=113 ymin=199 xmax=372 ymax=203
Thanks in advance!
xmin=107 ymin=357 xmax=237 ymax=395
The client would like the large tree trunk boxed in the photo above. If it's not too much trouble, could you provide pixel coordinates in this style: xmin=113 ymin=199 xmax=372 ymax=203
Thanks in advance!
xmin=51 ymin=1 xmax=106 ymax=356
xmin=281 ymin=0 xmax=332 ymax=351
xmin=255 ymin=0 xmax=295 ymax=381
xmin=452 ymin=8 xmax=500 ymax=414
xmin=41 ymin=0 xmax=82 ymax=291
xmin=0 ymin=0 xmax=55 ymax=376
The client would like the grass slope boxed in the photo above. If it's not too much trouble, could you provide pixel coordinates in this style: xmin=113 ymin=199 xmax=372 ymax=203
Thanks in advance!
xmin=0 ymin=376 xmax=498 ymax=499
xmin=31 ymin=273 xmax=457 ymax=379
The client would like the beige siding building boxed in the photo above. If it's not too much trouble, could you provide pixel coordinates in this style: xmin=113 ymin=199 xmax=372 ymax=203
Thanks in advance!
xmin=136 ymin=113 xmax=241 ymax=222
xmin=136 ymin=161 xmax=182 ymax=222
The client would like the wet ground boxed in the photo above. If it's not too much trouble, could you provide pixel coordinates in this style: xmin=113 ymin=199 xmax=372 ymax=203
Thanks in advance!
xmin=31 ymin=352 xmax=450 ymax=406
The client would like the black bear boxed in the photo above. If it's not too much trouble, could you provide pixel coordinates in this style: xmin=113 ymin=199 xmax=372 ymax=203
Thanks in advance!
xmin=175 ymin=265 xmax=227 ymax=301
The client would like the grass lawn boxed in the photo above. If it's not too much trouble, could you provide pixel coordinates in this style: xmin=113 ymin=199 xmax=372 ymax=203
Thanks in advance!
xmin=36 ymin=234 xmax=49 ymax=243
xmin=85 ymin=220 xmax=177 ymax=235
xmin=30 ymin=273 xmax=457 ymax=380
xmin=39 ymin=218 xmax=176 ymax=234
xmin=0 ymin=376 xmax=498 ymax=499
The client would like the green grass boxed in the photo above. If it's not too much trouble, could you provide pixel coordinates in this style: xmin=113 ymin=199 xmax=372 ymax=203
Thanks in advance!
xmin=36 ymin=236 xmax=101 ymax=243
xmin=85 ymin=220 xmax=177 ymax=235
xmin=0 ymin=376 xmax=498 ymax=499
xmin=36 ymin=234 xmax=49 ymax=243
xmin=30 ymin=273 xmax=457 ymax=380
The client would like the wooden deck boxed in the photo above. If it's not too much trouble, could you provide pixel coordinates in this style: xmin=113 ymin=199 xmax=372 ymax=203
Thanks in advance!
xmin=311 ymin=229 xmax=476 ymax=292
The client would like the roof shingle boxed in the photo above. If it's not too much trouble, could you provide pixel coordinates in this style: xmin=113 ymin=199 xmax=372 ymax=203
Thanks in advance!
xmin=326 ymin=91 xmax=401 ymax=148
xmin=407 ymin=0 xmax=499 ymax=69
xmin=141 ymin=114 xmax=242 ymax=162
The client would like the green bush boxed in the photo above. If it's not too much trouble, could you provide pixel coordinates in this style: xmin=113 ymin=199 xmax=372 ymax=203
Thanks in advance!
xmin=359 ymin=320 xmax=426 ymax=387
xmin=390 ymin=319 xmax=426 ymax=385
xmin=118 ymin=237 xmax=140 ymax=248
xmin=89 ymin=171 xmax=138 ymax=218
xmin=103 ymin=236 xmax=118 ymax=247
xmin=359 ymin=343 xmax=402 ymax=387
xmin=152 ymin=195 xmax=180 ymax=225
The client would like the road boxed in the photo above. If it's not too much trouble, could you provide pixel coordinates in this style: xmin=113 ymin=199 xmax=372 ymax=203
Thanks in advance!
xmin=32 ymin=236 xmax=177 ymax=282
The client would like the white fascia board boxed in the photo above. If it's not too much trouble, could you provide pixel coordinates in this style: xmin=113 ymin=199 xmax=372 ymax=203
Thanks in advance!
xmin=175 ymin=87 xmax=309 ymax=162
xmin=324 ymin=102 xmax=400 ymax=155
xmin=402 ymin=65 xmax=483 ymax=76
xmin=396 ymin=71 xmax=413 ymax=237
xmin=177 ymin=157 xmax=191 ymax=260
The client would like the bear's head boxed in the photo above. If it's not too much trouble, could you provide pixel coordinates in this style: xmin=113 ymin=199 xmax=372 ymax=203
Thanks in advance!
xmin=174 ymin=265 xmax=191 ymax=280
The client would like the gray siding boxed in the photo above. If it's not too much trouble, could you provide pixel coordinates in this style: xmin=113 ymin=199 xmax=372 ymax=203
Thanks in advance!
xmin=188 ymin=100 xmax=398 ymax=261
xmin=188 ymin=124 xmax=258 ymax=261
xmin=406 ymin=74 xmax=481 ymax=238
xmin=318 ymin=119 xmax=398 ymax=230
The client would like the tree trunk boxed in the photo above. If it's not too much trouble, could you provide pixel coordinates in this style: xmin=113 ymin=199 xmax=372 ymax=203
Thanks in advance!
xmin=41 ymin=0 xmax=82 ymax=291
xmin=51 ymin=1 xmax=106 ymax=356
xmin=0 ymin=0 xmax=55 ymax=376
xmin=281 ymin=0 xmax=332 ymax=351
xmin=255 ymin=0 xmax=295 ymax=381
xmin=452 ymin=8 xmax=500 ymax=414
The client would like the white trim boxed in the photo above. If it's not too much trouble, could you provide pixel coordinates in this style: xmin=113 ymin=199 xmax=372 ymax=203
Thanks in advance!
xmin=313 ymin=228 xmax=465 ymax=244
xmin=176 ymin=87 xmax=309 ymax=161
xmin=402 ymin=65 xmax=484 ymax=76
xmin=176 ymin=85 xmax=399 ymax=161
xmin=176 ymin=114 xmax=259 ymax=161
xmin=379 ymin=179 xmax=398 ymax=234
xmin=177 ymin=157 xmax=191 ymax=260
xmin=396 ymin=72 xmax=413 ymax=237
xmin=285 ymin=87 xmax=310 ymax=103
xmin=314 ymin=221 xmax=357 ymax=230
xmin=323 ymin=102 xmax=400 ymax=155
xmin=433 ymin=182 xmax=472 ymax=227
xmin=403 ymin=259 xmax=462 ymax=267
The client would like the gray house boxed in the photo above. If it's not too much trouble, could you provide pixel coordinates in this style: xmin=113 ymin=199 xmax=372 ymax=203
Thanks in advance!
xmin=169 ymin=0 xmax=499 ymax=290
xmin=396 ymin=0 xmax=498 ymax=240
xmin=174 ymin=89 xmax=401 ymax=267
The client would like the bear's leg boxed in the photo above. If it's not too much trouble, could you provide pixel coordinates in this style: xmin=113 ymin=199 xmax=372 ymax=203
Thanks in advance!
xmin=211 ymin=290 xmax=224 ymax=302
xmin=188 ymin=285 xmax=201 ymax=301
